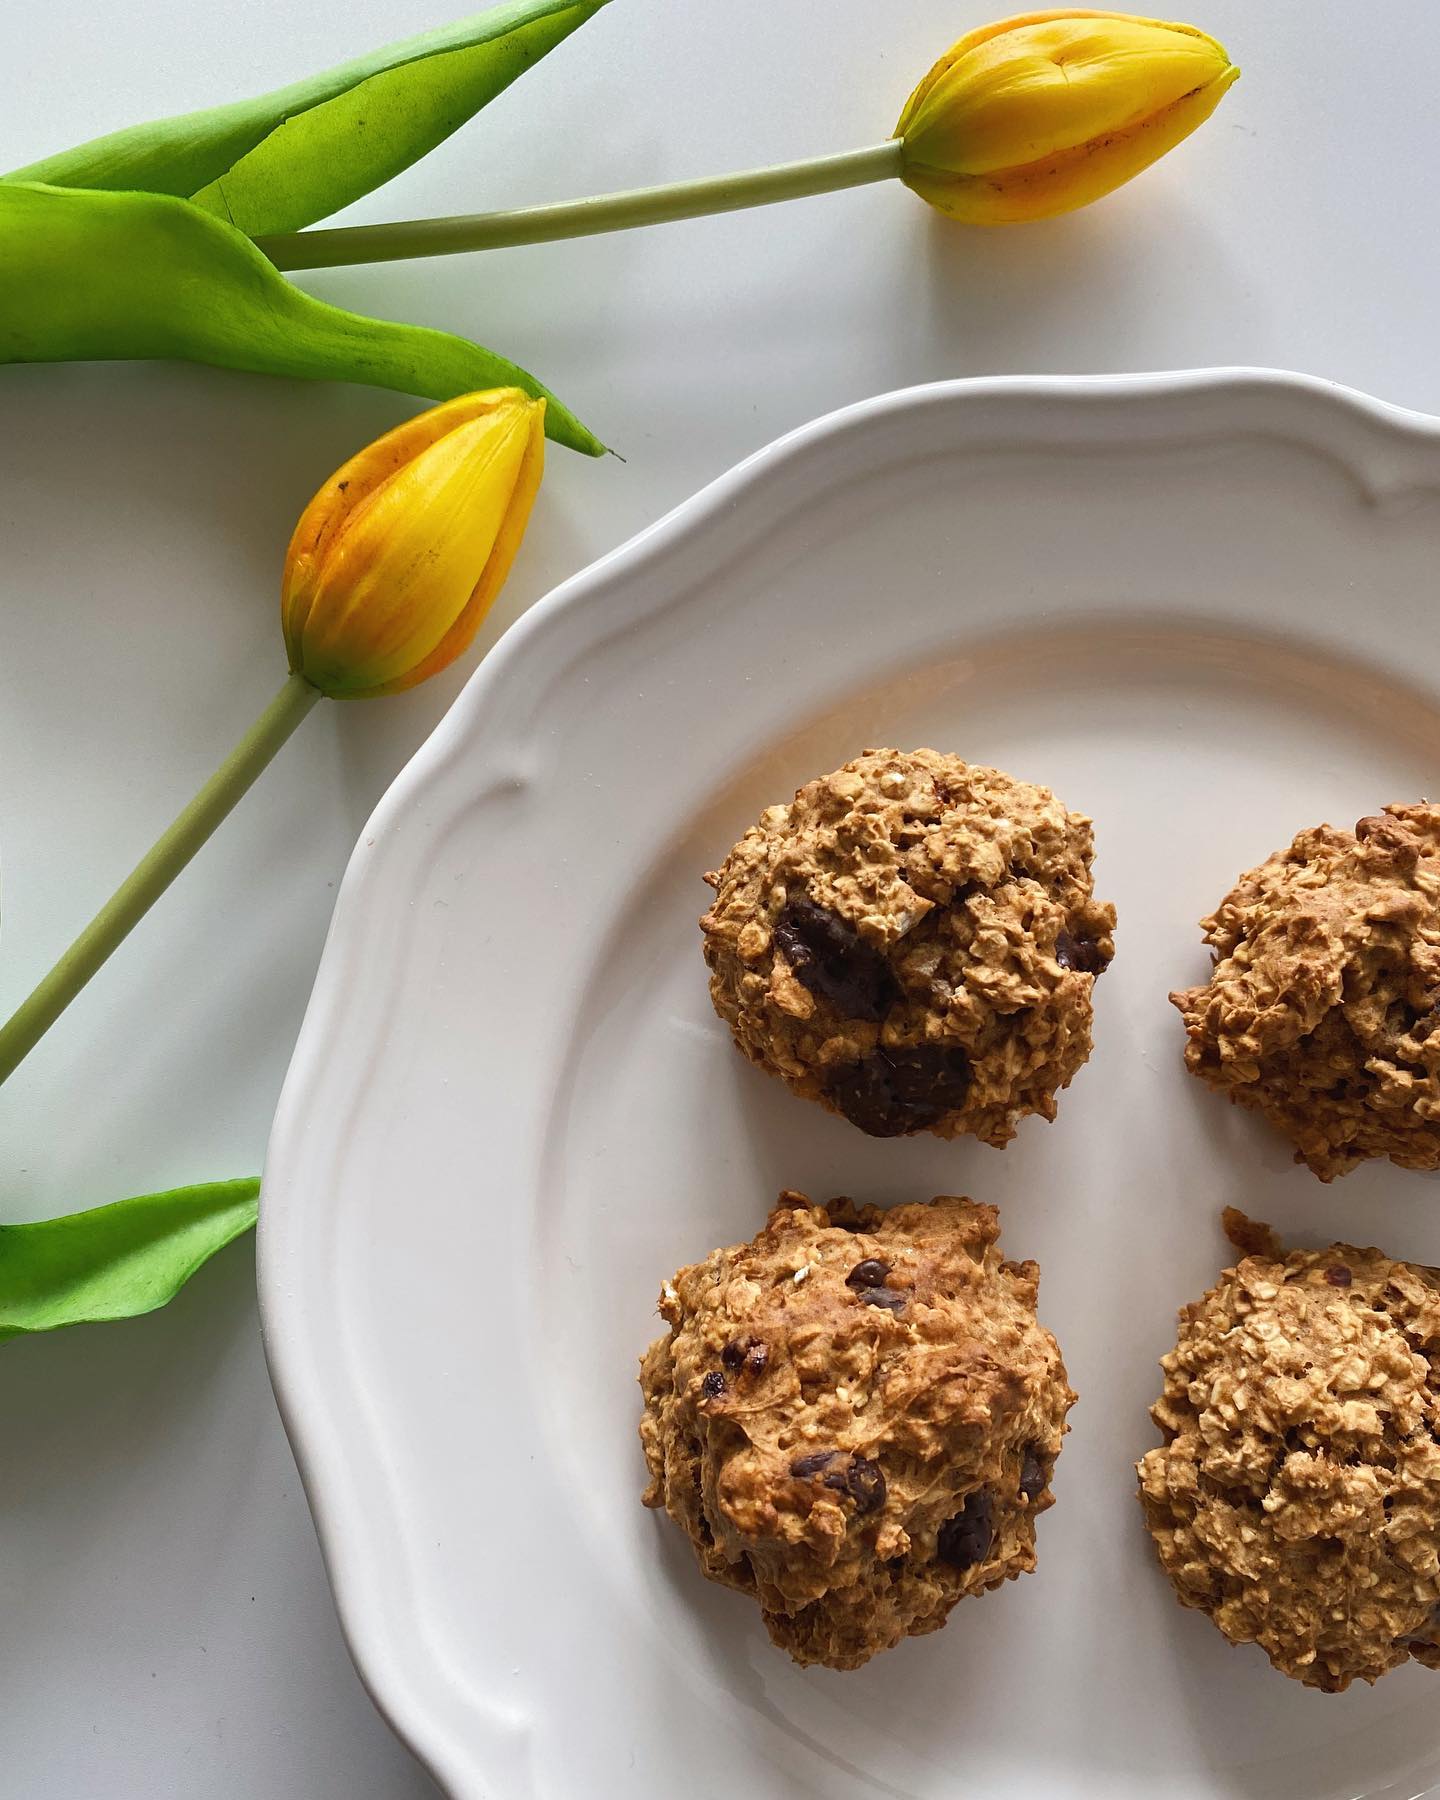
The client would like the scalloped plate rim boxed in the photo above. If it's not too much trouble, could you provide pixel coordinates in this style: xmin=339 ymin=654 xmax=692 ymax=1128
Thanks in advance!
xmin=258 ymin=367 xmax=1440 ymax=1799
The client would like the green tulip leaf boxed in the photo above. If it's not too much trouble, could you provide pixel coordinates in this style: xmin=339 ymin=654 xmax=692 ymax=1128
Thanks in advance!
xmin=0 ymin=182 xmax=604 ymax=455
xmin=0 ymin=1178 xmax=259 ymax=1340
xmin=4 ymin=0 xmax=610 ymax=237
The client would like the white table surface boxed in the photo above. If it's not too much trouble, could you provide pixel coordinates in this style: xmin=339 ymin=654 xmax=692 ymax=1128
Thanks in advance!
xmin=0 ymin=1 xmax=1432 ymax=1791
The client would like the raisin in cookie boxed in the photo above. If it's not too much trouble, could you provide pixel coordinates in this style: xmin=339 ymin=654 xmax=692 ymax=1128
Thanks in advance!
xmin=1172 ymin=803 xmax=1440 ymax=1181
xmin=1138 ymin=1209 xmax=1440 ymax=1692
xmin=701 ymin=749 xmax=1115 ymax=1144
xmin=639 ymin=1191 xmax=1074 ymax=1670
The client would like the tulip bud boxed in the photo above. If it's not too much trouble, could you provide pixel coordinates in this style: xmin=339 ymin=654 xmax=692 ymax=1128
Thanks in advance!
xmin=895 ymin=11 xmax=1238 ymax=225
xmin=281 ymin=387 xmax=545 ymax=698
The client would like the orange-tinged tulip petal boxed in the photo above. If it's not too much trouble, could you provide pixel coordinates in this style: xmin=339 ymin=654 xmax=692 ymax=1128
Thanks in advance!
xmin=281 ymin=388 xmax=545 ymax=697
xmin=895 ymin=11 xmax=1238 ymax=224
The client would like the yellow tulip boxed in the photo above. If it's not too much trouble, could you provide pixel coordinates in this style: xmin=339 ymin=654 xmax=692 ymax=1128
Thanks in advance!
xmin=281 ymin=387 xmax=546 ymax=698
xmin=0 ymin=387 xmax=551 ymax=1083
xmin=895 ymin=10 xmax=1238 ymax=225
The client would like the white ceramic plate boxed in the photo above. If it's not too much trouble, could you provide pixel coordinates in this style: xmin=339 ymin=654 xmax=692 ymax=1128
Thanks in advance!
xmin=260 ymin=371 xmax=1440 ymax=1800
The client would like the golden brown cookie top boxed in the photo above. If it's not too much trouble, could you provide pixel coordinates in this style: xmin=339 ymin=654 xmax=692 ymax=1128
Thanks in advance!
xmin=1173 ymin=802 xmax=1440 ymax=1180
xmin=640 ymin=1191 xmax=1074 ymax=1670
xmin=701 ymin=749 xmax=1115 ymax=1144
xmin=704 ymin=747 xmax=1095 ymax=948
xmin=656 ymin=1192 xmax=1043 ymax=1483
xmin=1138 ymin=1210 xmax=1440 ymax=1691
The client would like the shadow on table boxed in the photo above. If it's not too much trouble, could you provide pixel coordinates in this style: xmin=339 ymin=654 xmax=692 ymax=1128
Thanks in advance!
xmin=0 ymin=1240 xmax=442 ymax=1799
xmin=911 ymin=183 xmax=1259 ymax=386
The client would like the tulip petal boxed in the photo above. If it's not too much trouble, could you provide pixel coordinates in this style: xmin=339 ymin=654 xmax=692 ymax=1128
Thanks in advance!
xmin=378 ymin=400 xmax=546 ymax=695
xmin=283 ymin=387 xmax=531 ymax=657
xmin=906 ymin=60 xmax=1237 ymax=223
xmin=898 ymin=8 xmax=1222 ymax=128
xmin=895 ymin=10 xmax=1237 ymax=223
xmin=909 ymin=21 xmax=1229 ymax=173
xmin=285 ymin=391 xmax=545 ymax=696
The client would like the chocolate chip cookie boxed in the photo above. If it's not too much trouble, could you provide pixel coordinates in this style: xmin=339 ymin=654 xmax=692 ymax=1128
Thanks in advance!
xmin=1138 ymin=1209 xmax=1440 ymax=1691
xmin=1172 ymin=803 xmax=1440 ymax=1180
xmin=701 ymin=749 xmax=1116 ymax=1144
xmin=639 ymin=1191 xmax=1075 ymax=1670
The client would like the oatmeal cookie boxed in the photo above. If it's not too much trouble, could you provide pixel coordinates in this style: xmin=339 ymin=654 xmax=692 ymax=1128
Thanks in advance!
xmin=639 ymin=1191 xmax=1074 ymax=1670
xmin=1172 ymin=803 xmax=1440 ymax=1180
xmin=700 ymin=749 xmax=1115 ymax=1144
xmin=1137 ymin=1209 xmax=1440 ymax=1691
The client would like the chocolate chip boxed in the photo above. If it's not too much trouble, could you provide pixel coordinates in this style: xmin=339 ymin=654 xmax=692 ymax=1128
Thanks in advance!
xmin=790 ymin=1450 xmax=838 ymax=1478
xmin=721 ymin=1338 xmax=768 ymax=1377
xmin=822 ymin=1456 xmax=885 ymax=1513
xmin=938 ymin=1491 xmax=994 ymax=1570
xmin=700 ymin=1371 xmax=726 ymax=1399
xmin=846 ymin=1259 xmax=890 ymax=1289
xmin=841 ymin=1455 xmax=887 ymax=1514
xmin=1056 ymin=929 xmax=1109 ymax=976
xmin=1018 ymin=1445 xmax=1046 ymax=1501
xmin=1325 ymin=1265 xmax=1354 ymax=1288
xmin=772 ymin=897 xmax=897 ymax=1022
xmin=792 ymin=1450 xmax=887 ymax=1514
xmin=827 ymin=1044 xmax=972 ymax=1137
xmin=861 ymin=1287 xmax=906 ymax=1312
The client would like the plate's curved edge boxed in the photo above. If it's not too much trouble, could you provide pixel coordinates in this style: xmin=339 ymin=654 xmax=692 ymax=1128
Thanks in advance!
xmin=257 ymin=367 xmax=1440 ymax=1797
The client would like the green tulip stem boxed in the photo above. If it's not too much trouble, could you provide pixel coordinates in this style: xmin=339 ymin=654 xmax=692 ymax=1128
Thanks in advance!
xmin=0 ymin=672 xmax=322 ymax=1087
xmin=257 ymin=141 xmax=906 ymax=271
